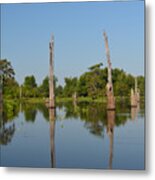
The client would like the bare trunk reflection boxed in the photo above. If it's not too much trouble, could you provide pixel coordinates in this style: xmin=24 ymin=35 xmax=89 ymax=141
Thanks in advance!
xmin=49 ymin=108 xmax=56 ymax=168
xmin=131 ymin=103 xmax=140 ymax=120
xmin=107 ymin=110 xmax=115 ymax=169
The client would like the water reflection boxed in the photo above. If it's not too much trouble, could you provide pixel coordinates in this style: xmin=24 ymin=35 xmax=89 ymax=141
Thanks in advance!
xmin=0 ymin=101 xmax=17 ymax=145
xmin=62 ymin=101 xmax=134 ymax=137
xmin=49 ymin=108 xmax=56 ymax=168
xmin=1 ymin=100 xmax=144 ymax=142
xmin=0 ymin=100 xmax=144 ymax=169
xmin=131 ymin=103 xmax=140 ymax=120
xmin=107 ymin=110 xmax=115 ymax=169
xmin=23 ymin=103 xmax=37 ymax=122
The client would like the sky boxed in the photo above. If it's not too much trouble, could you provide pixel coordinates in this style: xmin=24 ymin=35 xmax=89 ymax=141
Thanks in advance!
xmin=1 ymin=0 xmax=144 ymax=86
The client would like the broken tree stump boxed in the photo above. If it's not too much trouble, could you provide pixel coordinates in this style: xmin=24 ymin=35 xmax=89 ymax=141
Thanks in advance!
xmin=106 ymin=83 xmax=116 ymax=110
xmin=131 ymin=88 xmax=137 ymax=107
xmin=130 ymin=77 xmax=140 ymax=107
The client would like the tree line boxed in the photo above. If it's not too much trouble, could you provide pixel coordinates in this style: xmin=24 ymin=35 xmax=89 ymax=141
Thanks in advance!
xmin=0 ymin=59 xmax=145 ymax=100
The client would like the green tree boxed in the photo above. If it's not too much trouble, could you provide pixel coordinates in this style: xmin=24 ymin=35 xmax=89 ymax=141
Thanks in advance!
xmin=0 ymin=59 xmax=15 ymax=80
xmin=77 ymin=73 xmax=88 ymax=97
xmin=113 ymin=69 xmax=128 ymax=96
xmin=23 ymin=75 xmax=37 ymax=89
xmin=88 ymin=63 xmax=103 ymax=71
xmin=0 ymin=59 xmax=18 ymax=99
xmin=70 ymin=65 xmax=145 ymax=99
xmin=39 ymin=76 xmax=49 ymax=97
xmin=56 ymin=85 xmax=63 ymax=97
xmin=77 ymin=64 xmax=106 ymax=99
xmin=3 ymin=78 xmax=19 ymax=99
xmin=63 ymin=77 xmax=78 ymax=97
xmin=87 ymin=66 xmax=107 ymax=98
xmin=137 ymin=76 xmax=145 ymax=97
xmin=22 ymin=75 xmax=38 ymax=98
xmin=38 ymin=76 xmax=58 ymax=98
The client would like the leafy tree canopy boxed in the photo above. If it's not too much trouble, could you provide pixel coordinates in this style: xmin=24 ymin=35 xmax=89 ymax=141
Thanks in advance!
xmin=23 ymin=75 xmax=37 ymax=89
xmin=88 ymin=63 xmax=103 ymax=71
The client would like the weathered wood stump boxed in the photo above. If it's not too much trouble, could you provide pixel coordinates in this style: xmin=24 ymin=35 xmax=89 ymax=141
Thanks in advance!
xmin=103 ymin=31 xmax=115 ymax=110
xmin=131 ymin=88 xmax=137 ymax=107
xmin=106 ymin=82 xmax=115 ymax=110
xmin=130 ymin=77 xmax=140 ymax=107
xmin=49 ymin=34 xmax=55 ymax=108
xmin=136 ymin=89 xmax=140 ymax=103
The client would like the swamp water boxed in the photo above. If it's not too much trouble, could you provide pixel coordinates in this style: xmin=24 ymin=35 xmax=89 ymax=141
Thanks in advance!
xmin=0 ymin=100 xmax=144 ymax=169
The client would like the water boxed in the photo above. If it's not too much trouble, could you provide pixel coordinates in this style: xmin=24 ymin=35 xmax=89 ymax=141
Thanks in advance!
xmin=0 ymin=100 xmax=145 ymax=169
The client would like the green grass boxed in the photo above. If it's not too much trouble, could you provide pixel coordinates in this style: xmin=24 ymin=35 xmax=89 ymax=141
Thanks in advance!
xmin=4 ymin=97 xmax=45 ymax=104
xmin=3 ymin=96 xmax=145 ymax=104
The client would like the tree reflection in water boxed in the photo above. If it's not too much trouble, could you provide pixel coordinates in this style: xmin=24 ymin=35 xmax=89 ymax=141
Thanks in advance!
xmin=61 ymin=101 xmax=132 ymax=137
xmin=131 ymin=103 xmax=140 ymax=120
xmin=83 ymin=104 xmax=105 ymax=137
xmin=49 ymin=108 xmax=56 ymax=168
xmin=0 ymin=100 xmax=144 ymax=169
xmin=0 ymin=122 xmax=15 ymax=145
xmin=0 ymin=101 xmax=18 ymax=145
xmin=106 ymin=110 xmax=115 ymax=169
xmin=22 ymin=103 xmax=37 ymax=122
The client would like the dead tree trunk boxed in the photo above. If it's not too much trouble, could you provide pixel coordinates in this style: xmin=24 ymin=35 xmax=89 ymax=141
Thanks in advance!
xmin=49 ymin=35 xmax=55 ymax=108
xmin=131 ymin=77 xmax=140 ymax=107
xmin=103 ymin=32 xmax=115 ymax=110
xmin=131 ymin=88 xmax=137 ymax=107
xmin=135 ymin=77 xmax=140 ymax=102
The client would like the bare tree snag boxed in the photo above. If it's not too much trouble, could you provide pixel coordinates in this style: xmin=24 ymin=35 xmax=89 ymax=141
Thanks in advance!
xmin=131 ymin=88 xmax=137 ymax=107
xmin=135 ymin=77 xmax=140 ymax=102
xmin=49 ymin=34 xmax=55 ymax=108
xmin=131 ymin=77 xmax=140 ymax=107
xmin=103 ymin=31 xmax=115 ymax=110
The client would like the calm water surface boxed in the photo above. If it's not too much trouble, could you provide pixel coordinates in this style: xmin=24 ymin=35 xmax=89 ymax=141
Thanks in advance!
xmin=0 ymin=101 xmax=145 ymax=169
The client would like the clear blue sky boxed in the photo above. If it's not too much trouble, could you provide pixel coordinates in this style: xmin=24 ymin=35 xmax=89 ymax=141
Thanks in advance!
xmin=1 ymin=1 xmax=144 ymax=86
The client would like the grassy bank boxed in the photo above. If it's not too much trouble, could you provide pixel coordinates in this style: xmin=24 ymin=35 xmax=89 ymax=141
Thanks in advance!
xmin=3 ymin=96 xmax=145 ymax=104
